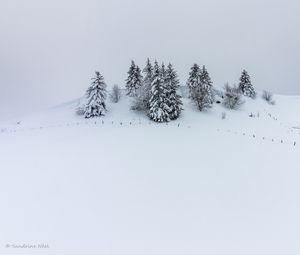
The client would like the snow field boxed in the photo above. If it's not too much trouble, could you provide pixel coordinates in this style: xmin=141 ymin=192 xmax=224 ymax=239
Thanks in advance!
xmin=0 ymin=92 xmax=299 ymax=255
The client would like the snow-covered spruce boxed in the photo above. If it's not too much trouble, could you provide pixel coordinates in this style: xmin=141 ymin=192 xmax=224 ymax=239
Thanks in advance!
xmin=239 ymin=70 xmax=256 ymax=98
xmin=131 ymin=58 xmax=154 ymax=111
xmin=198 ymin=65 xmax=214 ymax=110
xmin=125 ymin=60 xmax=143 ymax=97
xmin=164 ymin=63 xmax=183 ymax=120
xmin=188 ymin=65 xmax=214 ymax=111
xmin=84 ymin=71 xmax=107 ymax=118
xmin=135 ymin=66 xmax=143 ymax=91
xmin=141 ymin=58 xmax=153 ymax=109
xmin=149 ymin=61 xmax=170 ymax=122
xmin=186 ymin=64 xmax=201 ymax=100
xmin=125 ymin=61 xmax=136 ymax=96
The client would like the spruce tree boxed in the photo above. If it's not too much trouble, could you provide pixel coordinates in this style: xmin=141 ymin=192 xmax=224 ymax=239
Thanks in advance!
xmin=131 ymin=59 xmax=153 ymax=112
xmin=195 ymin=65 xmax=214 ymax=111
xmin=161 ymin=62 xmax=167 ymax=82
xmin=125 ymin=60 xmax=136 ymax=96
xmin=187 ymin=64 xmax=214 ymax=111
xmin=239 ymin=70 xmax=255 ymax=98
xmin=141 ymin=58 xmax=154 ymax=109
xmin=143 ymin=58 xmax=153 ymax=86
xmin=149 ymin=61 xmax=170 ymax=122
xmin=165 ymin=63 xmax=183 ymax=120
xmin=84 ymin=71 xmax=107 ymax=118
xmin=186 ymin=64 xmax=201 ymax=100
xmin=134 ymin=65 xmax=143 ymax=92
xmin=125 ymin=61 xmax=142 ymax=97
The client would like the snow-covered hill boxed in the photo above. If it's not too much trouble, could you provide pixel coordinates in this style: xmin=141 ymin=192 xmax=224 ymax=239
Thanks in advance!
xmin=0 ymin=92 xmax=300 ymax=255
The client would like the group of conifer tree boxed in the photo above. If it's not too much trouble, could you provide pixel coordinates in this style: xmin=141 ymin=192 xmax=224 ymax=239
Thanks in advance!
xmin=186 ymin=64 xmax=256 ymax=111
xmin=186 ymin=64 xmax=214 ymax=111
xmin=81 ymin=59 xmax=256 ymax=121
xmin=126 ymin=59 xmax=183 ymax=122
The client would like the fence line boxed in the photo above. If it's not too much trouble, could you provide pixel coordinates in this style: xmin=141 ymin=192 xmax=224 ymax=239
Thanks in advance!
xmin=0 ymin=119 xmax=298 ymax=148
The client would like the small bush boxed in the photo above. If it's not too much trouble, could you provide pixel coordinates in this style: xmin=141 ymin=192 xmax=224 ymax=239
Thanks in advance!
xmin=262 ymin=90 xmax=275 ymax=105
xmin=212 ymin=88 xmax=224 ymax=98
xmin=76 ymin=106 xmax=85 ymax=116
xmin=222 ymin=83 xmax=244 ymax=110
xmin=192 ymin=87 xmax=214 ymax=111
xmin=75 ymin=98 xmax=86 ymax=116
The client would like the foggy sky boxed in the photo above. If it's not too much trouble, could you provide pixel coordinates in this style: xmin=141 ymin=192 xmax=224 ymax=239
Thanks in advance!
xmin=1 ymin=0 xmax=300 ymax=119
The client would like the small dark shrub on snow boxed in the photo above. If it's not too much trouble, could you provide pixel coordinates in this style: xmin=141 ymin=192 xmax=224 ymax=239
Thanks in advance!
xmin=76 ymin=106 xmax=85 ymax=116
xmin=222 ymin=83 xmax=244 ymax=110
xmin=262 ymin=90 xmax=275 ymax=105
xmin=75 ymin=99 xmax=86 ymax=116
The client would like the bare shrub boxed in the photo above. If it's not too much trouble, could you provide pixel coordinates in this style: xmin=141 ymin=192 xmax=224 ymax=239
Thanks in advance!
xmin=75 ymin=99 xmax=86 ymax=116
xmin=213 ymin=88 xmax=224 ymax=98
xmin=110 ymin=84 xmax=121 ymax=103
xmin=222 ymin=83 xmax=244 ymax=110
xmin=192 ymin=86 xmax=214 ymax=111
xmin=262 ymin=90 xmax=275 ymax=105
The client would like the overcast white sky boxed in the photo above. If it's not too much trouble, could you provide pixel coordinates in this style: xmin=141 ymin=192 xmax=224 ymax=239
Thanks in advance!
xmin=0 ymin=0 xmax=299 ymax=119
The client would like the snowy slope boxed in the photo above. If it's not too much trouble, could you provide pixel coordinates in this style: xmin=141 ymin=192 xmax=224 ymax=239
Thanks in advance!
xmin=0 ymin=91 xmax=300 ymax=255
